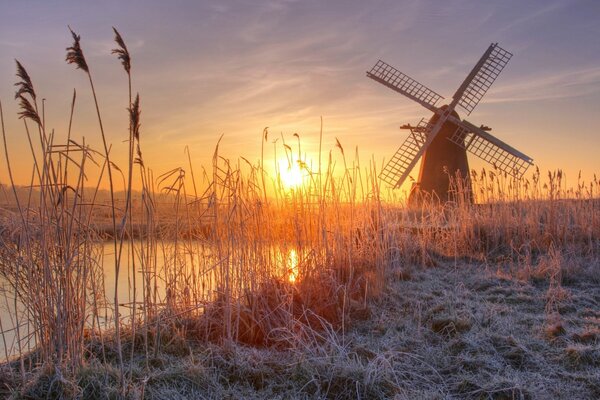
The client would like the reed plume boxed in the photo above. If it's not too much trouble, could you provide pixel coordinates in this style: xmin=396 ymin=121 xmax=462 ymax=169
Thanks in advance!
xmin=14 ymin=61 xmax=41 ymax=125
xmin=14 ymin=60 xmax=36 ymax=101
xmin=112 ymin=27 xmax=131 ymax=74
xmin=65 ymin=26 xmax=89 ymax=72
xmin=129 ymin=93 xmax=141 ymax=141
xmin=16 ymin=94 xmax=41 ymax=125
xmin=335 ymin=137 xmax=344 ymax=156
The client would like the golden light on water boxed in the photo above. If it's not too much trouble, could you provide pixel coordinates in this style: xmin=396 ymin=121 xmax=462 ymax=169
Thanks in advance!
xmin=287 ymin=249 xmax=299 ymax=283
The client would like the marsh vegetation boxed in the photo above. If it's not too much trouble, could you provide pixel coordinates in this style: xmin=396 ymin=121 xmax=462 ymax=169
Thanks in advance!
xmin=0 ymin=28 xmax=598 ymax=399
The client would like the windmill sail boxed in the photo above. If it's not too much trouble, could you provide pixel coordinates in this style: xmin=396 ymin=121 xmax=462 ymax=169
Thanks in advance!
xmin=379 ymin=118 xmax=434 ymax=188
xmin=454 ymin=43 xmax=512 ymax=115
xmin=448 ymin=120 xmax=533 ymax=178
xmin=369 ymin=42 xmax=532 ymax=195
xmin=367 ymin=60 xmax=444 ymax=112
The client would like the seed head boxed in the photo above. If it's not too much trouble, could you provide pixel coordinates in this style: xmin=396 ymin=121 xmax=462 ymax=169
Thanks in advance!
xmin=129 ymin=93 xmax=141 ymax=141
xmin=17 ymin=94 xmax=41 ymax=125
xmin=66 ymin=26 xmax=89 ymax=72
xmin=14 ymin=60 xmax=36 ymax=101
xmin=111 ymin=27 xmax=131 ymax=74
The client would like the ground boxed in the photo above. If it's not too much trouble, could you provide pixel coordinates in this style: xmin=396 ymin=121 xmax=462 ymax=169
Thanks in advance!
xmin=353 ymin=260 xmax=600 ymax=399
xmin=10 ymin=257 xmax=598 ymax=399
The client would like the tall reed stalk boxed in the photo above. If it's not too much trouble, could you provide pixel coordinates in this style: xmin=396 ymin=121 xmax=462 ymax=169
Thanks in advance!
xmin=66 ymin=26 xmax=124 ymax=381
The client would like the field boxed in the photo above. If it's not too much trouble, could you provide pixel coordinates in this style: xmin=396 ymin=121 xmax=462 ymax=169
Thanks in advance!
xmin=0 ymin=29 xmax=598 ymax=399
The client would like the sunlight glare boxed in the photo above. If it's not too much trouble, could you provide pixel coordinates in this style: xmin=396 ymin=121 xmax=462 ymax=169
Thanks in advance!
xmin=279 ymin=160 xmax=303 ymax=190
xmin=287 ymin=249 xmax=299 ymax=283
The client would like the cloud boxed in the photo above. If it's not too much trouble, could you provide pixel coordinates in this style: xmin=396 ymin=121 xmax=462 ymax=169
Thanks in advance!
xmin=486 ymin=66 xmax=600 ymax=103
xmin=495 ymin=1 xmax=567 ymax=35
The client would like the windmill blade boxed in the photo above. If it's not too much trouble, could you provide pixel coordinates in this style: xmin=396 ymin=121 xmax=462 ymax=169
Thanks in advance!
xmin=380 ymin=118 xmax=434 ymax=188
xmin=367 ymin=60 xmax=444 ymax=113
xmin=448 ymin=119 xmax=533 ymax=178
xmin=453 ymin=43 xmax=512 ymax=115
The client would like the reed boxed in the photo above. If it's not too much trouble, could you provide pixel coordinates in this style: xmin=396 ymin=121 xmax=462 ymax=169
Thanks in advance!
xmin=0 ymin=28 xmax=597 ymax=399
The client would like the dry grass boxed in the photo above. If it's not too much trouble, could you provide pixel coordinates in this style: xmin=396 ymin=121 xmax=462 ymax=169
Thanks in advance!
xmin=0 ymin=28 xmax=598 ymax=399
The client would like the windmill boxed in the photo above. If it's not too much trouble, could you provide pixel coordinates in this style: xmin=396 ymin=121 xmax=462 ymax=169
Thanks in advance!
xmin=367 ymin=43 xmax=533 ymax=203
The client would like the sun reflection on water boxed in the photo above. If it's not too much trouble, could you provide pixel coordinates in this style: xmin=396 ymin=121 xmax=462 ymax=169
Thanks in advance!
xmin=287 ymin=249 xmax=299 ymax=283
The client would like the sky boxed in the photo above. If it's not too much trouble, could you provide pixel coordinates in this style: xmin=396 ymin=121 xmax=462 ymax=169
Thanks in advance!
xmin=0 ymin=0 xmax=599 ymax=195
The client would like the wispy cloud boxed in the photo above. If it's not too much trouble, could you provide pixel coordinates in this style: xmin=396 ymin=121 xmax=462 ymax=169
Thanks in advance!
xmin=495 ymin=1 xmax=567 ymax=35
xmin=487 ymin=66 xmax=600 ymax=103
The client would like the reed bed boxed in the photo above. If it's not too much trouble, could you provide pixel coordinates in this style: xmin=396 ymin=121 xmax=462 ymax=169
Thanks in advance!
xmin=0 ymin=29 xmax=597 ymax=399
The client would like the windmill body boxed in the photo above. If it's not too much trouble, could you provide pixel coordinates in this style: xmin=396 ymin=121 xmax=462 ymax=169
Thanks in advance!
xmin=367 ymin=43 xmax=533 ymax=204
xmin=408 ymin=106 xmax=471 ymax=204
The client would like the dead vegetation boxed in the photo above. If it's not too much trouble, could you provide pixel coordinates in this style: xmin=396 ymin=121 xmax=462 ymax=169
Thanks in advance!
xmin=0 ymin=27 xmax=598 ymax=399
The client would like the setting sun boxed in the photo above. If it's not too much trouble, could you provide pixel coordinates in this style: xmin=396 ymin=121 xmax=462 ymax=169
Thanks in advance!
xmin=279 ymin=160 xmax=304 ymax=190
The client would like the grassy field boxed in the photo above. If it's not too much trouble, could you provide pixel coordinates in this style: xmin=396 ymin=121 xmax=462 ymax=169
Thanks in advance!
xmin=0 ymin=28 xmax=598 ymax=399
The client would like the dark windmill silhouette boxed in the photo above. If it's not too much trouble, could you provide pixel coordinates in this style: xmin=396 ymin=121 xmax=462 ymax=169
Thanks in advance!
xmin=367 ymin=43 xmax=533 ymax=203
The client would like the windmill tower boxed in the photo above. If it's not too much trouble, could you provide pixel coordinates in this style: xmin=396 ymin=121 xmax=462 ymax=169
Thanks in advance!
xmin=367 ymin=43 xmax=533 ymax=204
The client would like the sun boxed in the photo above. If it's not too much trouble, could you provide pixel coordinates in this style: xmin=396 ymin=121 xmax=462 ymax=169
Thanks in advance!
xmin=279 ymin=161 xmax=304 ymax=189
